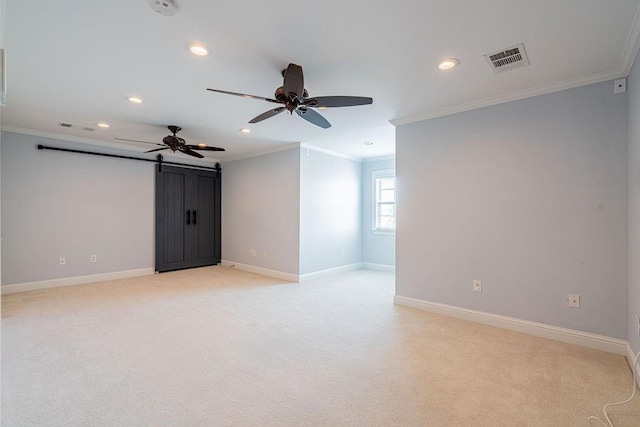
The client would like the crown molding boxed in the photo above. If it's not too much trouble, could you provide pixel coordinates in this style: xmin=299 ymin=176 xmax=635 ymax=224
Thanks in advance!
xmin=362 ymin=154 xmax=395 ymax=163
xmin=300 ymin=144 xmax=361 ymax=162
xmin=2 ymin=125 xmax=133 ymax=149
xmin=619 ymin=1 xmax=640 ymax=75
xmin=221 ymin=142 xmax=302 ymax=163
xmin=0 ymin=125 xmax=222 ymax=164
xmin=390 ymin=68 xmax=624 ymax=127
xmin=223 ymin=143 xmax=364 ymax=164
xmin=391 ymin=2 xmax=640 ymax=128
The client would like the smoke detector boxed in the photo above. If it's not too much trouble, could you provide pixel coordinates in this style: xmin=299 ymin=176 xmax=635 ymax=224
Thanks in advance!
xmin=484 ymin=43 xmax=530 ymax=74
xmin=147 ymin=0 xmax=176 ymax=16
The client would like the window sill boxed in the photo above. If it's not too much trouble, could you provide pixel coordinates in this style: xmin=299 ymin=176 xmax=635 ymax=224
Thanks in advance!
xmin=372 ymin=229 xmax=396 ymax=236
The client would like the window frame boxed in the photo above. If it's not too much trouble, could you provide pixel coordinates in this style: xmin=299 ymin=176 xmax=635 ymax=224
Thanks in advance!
xmin=372 ymin=169 xmax=396 ymax=235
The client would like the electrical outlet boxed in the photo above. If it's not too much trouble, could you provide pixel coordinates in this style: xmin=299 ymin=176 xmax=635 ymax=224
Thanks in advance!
xmin=636 ymin=315 xmax=640 ymax=337
xmin=250 ymin=249 xmax=257 ymax=257
xmin=340 ymin=249 xmax=344 ymax=257
xmin=59 ymin=257 xmax=66 ymax=266
xmin=262 ymin=250 xmax=267 ymax=258
xmin=472 ymin=280 xmax=482 ymax=293
xmin=569 ymin=294 xmax=580 ymax=308
xmin=90 ymin=254 xmax=97 ymax=263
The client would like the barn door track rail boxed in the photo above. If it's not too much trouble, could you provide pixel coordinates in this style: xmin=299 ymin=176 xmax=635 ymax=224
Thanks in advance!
xmin=36 ymin=144 xmax=222 ymax=175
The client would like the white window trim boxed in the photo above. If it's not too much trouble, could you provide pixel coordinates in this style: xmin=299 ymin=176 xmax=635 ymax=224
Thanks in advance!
xmin=372 ymin=169 xmax=396 ymax=234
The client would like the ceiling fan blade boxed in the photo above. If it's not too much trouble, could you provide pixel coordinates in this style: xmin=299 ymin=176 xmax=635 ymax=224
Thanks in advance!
xmin=114 ymin=138 xmax=164 ymax=147
xmin=145 ymin=147 xmax=169 ymax=153
xmin=185 ymin=144 xmax=226 ymax=152
xmin=303 ymin=96 xmax=373 ymax=108
xmin=249 ymin=106 xmax=286 ymax=124
xmin=295 ymin=108 xmax=331 ymax=129
xmin=206 ymin=88 xmax=281 ymax=104
xmin=283 ymin=63 xmax=304 ymax=99
xmin=178 ymin=147 xmax=204 ymax=158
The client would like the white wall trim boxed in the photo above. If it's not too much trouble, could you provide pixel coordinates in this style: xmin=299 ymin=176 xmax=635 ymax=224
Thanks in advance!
xmin=299 ymin=263 xmax=363 ymax=282
xmin=394 ymin=295 xmax=628 ymax=355
xmin=362 ymin=262 xmax=395 ymax=272
xmin=390 ymin=69 xmax=625 ymax=127
xmin=220 ymin=260 xmax=298 ymax=282
xmin=1 ymin=268 xmax=155 ymax=294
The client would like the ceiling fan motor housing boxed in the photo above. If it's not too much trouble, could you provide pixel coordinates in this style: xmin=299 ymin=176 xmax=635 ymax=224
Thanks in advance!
xmin=207 ymin=62 xmax=372 ymax=129
xmin=275 ymin=87 xmax=310 ymax=112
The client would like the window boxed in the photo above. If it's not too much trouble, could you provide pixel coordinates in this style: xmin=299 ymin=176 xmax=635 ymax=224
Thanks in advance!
xmin=373 ymin=169 xmax=396 ymax=233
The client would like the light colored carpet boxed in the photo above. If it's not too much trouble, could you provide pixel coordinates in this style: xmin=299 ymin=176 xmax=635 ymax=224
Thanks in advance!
xmin=2 ymin=267 xmax=639 ymax=426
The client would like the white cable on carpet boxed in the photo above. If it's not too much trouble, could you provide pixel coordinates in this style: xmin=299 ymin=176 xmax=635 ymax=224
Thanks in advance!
xmin=588 ymin=351 xmax=640 ymax=426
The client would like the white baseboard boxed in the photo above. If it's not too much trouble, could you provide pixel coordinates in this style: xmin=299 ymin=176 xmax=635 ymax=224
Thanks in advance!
xmin=220 ymin=260 xmax=298 ymax=282
xmin=627 ymin=343 xmax=640 ymax=388
xmin=1 ymin=268 xmax=155 ymax=295
xmin=299 ymin=263 xmax=363 ymax=282
xmin=394 ymin=295 xmax=628 ymax=356
xmin=362 ymin=262 xmax=395 ymax=272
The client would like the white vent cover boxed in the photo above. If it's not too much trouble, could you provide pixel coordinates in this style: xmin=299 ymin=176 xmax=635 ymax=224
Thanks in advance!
xmin=58 ymin=122 xmax=95 ymax=131
xmin=484 ymin=43 xmax=530 ymax=74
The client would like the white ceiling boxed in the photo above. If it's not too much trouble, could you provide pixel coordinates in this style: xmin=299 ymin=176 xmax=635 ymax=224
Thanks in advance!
xmin=2 ymin=0 xmax=640 ymax=162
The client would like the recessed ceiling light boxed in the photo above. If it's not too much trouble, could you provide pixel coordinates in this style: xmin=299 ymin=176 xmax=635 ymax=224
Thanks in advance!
xmin=197 ymin=143 xmax=207 ymax=148
xmin=364 ymin=141 xmax=374 ymax=145
xmin=126 ymin=96 xmax=144 ymax=104
xmin=189 ymin=43 xmax=209 ymax=57
xmin=97 ymin=122 xmax=110 ymax=128
xmin=239 ymin=128 xmax=251 ymax=133
xmin=438 ymin=58 xmax=460 ymax=70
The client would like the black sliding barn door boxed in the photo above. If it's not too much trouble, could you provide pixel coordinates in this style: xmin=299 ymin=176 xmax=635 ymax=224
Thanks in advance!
xmin=155 ymin=165 xmax=221 ymax=272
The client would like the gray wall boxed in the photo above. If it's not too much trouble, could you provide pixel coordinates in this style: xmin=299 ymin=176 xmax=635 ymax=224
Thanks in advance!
xmin=396 ymin=81 xmax=628 ymax=339
xmin=299 ymin=148 xmax=362 ymax=274
xmin=221 ymin=148 xmax=300 ymax=275
xmin=1 ymin=132 xmax=155 ymax=285
xmin=628 ymin=60 xmax=640 ymax=354
xmin=362 ymin=158 xmax=395 ymax=267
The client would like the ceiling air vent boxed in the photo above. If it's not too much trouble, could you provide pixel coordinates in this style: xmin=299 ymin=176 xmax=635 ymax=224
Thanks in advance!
xmin=484 ymin=43 xmax=529 ymax=74
xmin=57 ymin=122 xmax=95 ymax=131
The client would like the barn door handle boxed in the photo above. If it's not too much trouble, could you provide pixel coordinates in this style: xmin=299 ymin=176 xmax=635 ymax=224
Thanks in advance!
xmin=186 ymin=210 xmax=191 ymax=225
xmin=193 ymin=210 xmax=197 ymax=225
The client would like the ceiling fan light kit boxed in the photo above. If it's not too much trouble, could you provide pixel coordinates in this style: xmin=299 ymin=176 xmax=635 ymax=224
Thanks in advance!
xmin=207 ymin=63 xmax=373 ymax=129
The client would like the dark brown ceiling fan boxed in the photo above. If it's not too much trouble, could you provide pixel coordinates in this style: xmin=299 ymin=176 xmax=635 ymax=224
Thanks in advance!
xmin=115 ymin=125 xmax=225 ymax=158
xmin=206 ymin=63 xmax=373 ymax=129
